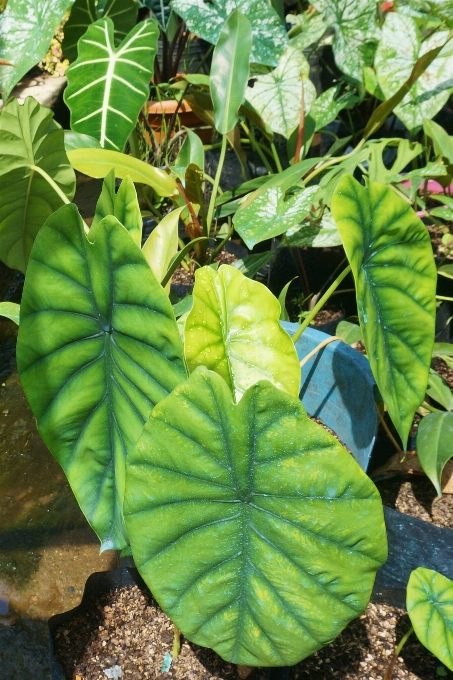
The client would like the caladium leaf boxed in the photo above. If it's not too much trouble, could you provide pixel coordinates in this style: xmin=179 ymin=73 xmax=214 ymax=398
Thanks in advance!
xmin=62 ymin=0 xmax=138 ymax=63
xmin=67 ymin=148 xmax=178 ymax=197
xmin=234 ymin=185 xmax=318 ymax=249
xmin=285 ymin=210 xmax=342 ymax=248
xmin=16 ymin=204 xmax=187 ymax=551
xmin=245 ymin=47 xmax=316 ymax=139
xmin=417 ymin=412 xmax=453 ymax=496
xmin=287 ymin=11 xmax=327 ymax=51
xmin=375 ymin=13 xmax=453 ymax=132
xmin=0 ymin=0 xmax=75 ymax=97
xmin=170 ymin=0 xmax=287 ymax=67
xmin=184 ymin=265 xmax=301 ymax=401
xmin=0 ymin=97 xmax=76 ymax=273
xmin=64 ymin=18 xmax=158 ymax=151
xmin=211 ymin=9 xmax=252 ymax=135
xmin=331 ymin=176 xmax=437 ymax=450
xmin=407 ymin=567 xmax=453 ymax=671
xmin=124 ymin=367 xmax=387 ymax=666
xmin=310 ymin=86 xmax=360 ymax=132
xmin=311 ymin=0 xmax=380 ymax=83
xmin=92 ymin=170 xmax=142 ymax=247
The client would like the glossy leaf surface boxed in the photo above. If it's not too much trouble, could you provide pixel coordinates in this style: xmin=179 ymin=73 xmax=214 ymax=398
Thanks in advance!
xmin=65 ymin=18 xmax=158 ymax=151
xmin=426 ymin=369 xmax=453 ymax=411
xmin=0 ymin=0 xmax=74 ymax=96
xmin=375 ymin=13 xmax=453 ymax=132
xmin=417 ymin=412 xmax=453 ymax=496
xmin=0 ymin=97 xmax=76 ymax=273
xmin=245 ymin=48 xmax=316 ymax=139
xmin=16 ymin=204 xmax=187 ymax=551
xmin=234 ymin=186 xmax=318 ymax=249
xmin=312 ymin=0 xmax=379 ymax=83
xmin=64 ymin=130 xmax=102 ymax=151
xmin=184 ymin=265 xmax=300 ymax=401
xmin=286 ymin=210 xmax=342 ymax=248
xmin=67 ymin=148 xmax=178 ymax=197
xmin=332 ymin=176 xmax=436 ymax=449
xmin=172 ymin=128 xmax=204 ymax=179
xmin=211 ymin=10 xmax=252 ymax=135
xmin=142 ymin=207 xmax=184 ymax=293
xmin=62 ymin=0 xmax=138 ymax=62
xmin=92 ymin=171 xmax=142 ymax=247
xmin=125 ymin=367 xmax=387 ymax=666
xmin=407 ymin=568 xmax=453 ymax=670
xmin=170 ymin=0 xmax=287 ymax=67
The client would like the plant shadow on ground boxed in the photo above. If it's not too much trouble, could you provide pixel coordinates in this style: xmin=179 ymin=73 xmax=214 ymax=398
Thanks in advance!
xmin=396 ymin=613 xmax=453 ymax=679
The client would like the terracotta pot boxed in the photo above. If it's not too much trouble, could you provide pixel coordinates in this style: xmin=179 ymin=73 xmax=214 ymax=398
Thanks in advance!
xmin=145 ymin=99 xmax=212 ymax=144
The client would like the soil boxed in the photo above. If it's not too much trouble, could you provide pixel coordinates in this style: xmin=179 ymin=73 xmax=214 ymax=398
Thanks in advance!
xmin=53 ymin=582 xmax=452 ymax=680
xmin=431 ymin=357 xmax=453 ymax=389
xmin=311 ymin=307 xmax=344 ymax=327
xmin=171 ymin=249 xmax=238 ymax=289
xmin=376 ymin=476 xmax=453 ymax=529
xmin=427 ymin=224 xmax=453 ymax=261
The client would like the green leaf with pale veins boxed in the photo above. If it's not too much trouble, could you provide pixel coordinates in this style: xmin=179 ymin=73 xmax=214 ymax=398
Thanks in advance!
xmin=170 ymin=0 xmax=287 ymax=67
xmin=285 ymin=210 xmax=342 ymax=248
xmin=245 ymin=48 xmax=316 ymax=139
xmin=331 ymin=176 xmax=437 ymax=450
xmin=184 ymin=265 xmax=300 ymax=401
xmin=408 ymin=567 xmax=453 ymax=670
xmin=0 ymin=0 xmax=75 ymax=97
xmin=62 ymin=0 xmax=138 ymax=63
xmin=124 ymin=367 xmax=387 ymax=666
xmin=64 ymin=18 xmax=158 ymax=151
xmin=375 ymin=13 xmax=453 ymax=132
xmin=234 ymin=185 xmax=318 ymax=249
xmin=92 ymin=170 xmax=142 ymax=248
xmin=417 ymin=412 xmax=453 ymax=496
xmin=312 ymin=0 xmax=380 ymax=83
xmin=0 ymin=97 xmax=76 ymax=273
xmin=16 ymin=203 xmax=187 ymax=551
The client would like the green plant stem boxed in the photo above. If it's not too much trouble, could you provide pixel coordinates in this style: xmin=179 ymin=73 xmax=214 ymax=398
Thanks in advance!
xmin=270 ymin=141 xmax=283 ymax=173
xmin=172 ymin=625 xmax=181 ymax=658
xmin=30 ymin=165 xmax=71 ymax=205
xmin=437 ymin=294 xmax=453 ymax=301
xmin=292 ymin=265 xmax=352 ymax=344
xmin=240 ymin=122 xmax=273 ymax=173
xmin=395 ymin=626 xmax=414 ymax=657
xmin=206 ymin=133 xmax=228 ymax=233
xmin=302 ymin=138 xmax=366 ymax=185
xmin=376 ymin=406 xmax=402 ymax=454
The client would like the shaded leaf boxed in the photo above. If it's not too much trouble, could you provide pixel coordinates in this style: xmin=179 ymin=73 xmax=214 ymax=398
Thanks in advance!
xmin=234 ymin=185 xmax=318 ymax=249
xmin=124 ymin=367 xmax=387 ymax=666
xmin=426 ymin=369 xmax=453 ymax=410
xmin=231 ymin=251 xmax=274 ymax=278
xmin=64 ymin=18 xmax=158 ymax=151
xmin=285 ymin=210 xmax=342 ymax=248
xmin=170 ymin=0 xmax=287 ymax=67
xmin=287 ymin=10 xmax=326 ymax=51
xmin=16 ymin=204 xmax=187 ymax=550
xmin=0 ymin=0 xmax=74 ymax=97
xmin=0 ymin=97 xmax=75 ymax=273
xmin=407 ymin=567 xmax=453 ymax=670
xmin=417 ymin=412 xmax=453 ymax=495
xmin=310 ymin=86 xmax=360 ymax=132
xmin=245 ymin=48 xmax=316 ymax=139
xmin=336 ymin=320 xmax=362 ymax=345
xmin=278 ymin=277 xmax=297 ymax=321
xmin=0 ymin=301 xmax=19 ymax=324
xmin=184 ymin=264 xmax=301 ymax=400
xmin=332 ymin=176 xmax=437 ymax=449
xmin=423 ymin=118 xmax=453 ymax=165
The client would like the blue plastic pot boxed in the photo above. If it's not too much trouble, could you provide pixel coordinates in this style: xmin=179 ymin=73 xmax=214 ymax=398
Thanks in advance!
xmin=281 ymin=321 xmax=378 ymax=471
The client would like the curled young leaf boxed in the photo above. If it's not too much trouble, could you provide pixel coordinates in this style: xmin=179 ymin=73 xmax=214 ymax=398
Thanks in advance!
xmin=184 ymin=264 xmax=301 ymax=401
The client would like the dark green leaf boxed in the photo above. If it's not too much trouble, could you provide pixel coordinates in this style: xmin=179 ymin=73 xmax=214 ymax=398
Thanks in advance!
xmin=124 ymin=367 xmax=387 ymax=666
xmin=231 ymin=251 xmax=274 ymax=278
xmin=426 ymin=369 xmax=453 ymax=410
xmin=417 ymin=412 xmax=453 ymax=495
xmin=332 ymin=176 xmax=437 ymax=449
xmin=17 ymin=204 xmax=187 ymax=550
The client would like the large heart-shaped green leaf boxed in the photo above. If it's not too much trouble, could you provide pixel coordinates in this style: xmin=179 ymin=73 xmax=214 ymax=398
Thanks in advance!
xmin=233 ymin=185 xmax=318 ymax=249
xmin=124 ymin=367 xmax=387 ymax=666
xmin=244 ymin=47 xmax=316 ymax=139
xmin=16 ymin=204 xmax=187 ymax=551
xmin=417 ymin=412 xmax=453 ymax=496
xmin=331 ymin=176 xmax=437 ymax=449
xmin=0 ymin=0 xmax=74 ymax=97
xmin=375 ymin=13 xmax=453 ymax=132
xmin=0 ymin=97 xmax=76 ymax=273
xmin=92 ymin=170 xmax=142 ymax=247
xmin=184 ymin=265 xmax=300 ymax=401
xmin=62 ymin=0 xmax=138 ymax=62
xmin=67 ymin=148 xmax=178 ymax=197
xmin=170 ymin=0 xmax=287 ymax=67
xmin=64 ymin=18 xmax=158 ymax=151
xmin=211 ymin=9 xmax=252 ymax=135
xmin=311 ymin=0 xmax=380 ymax=83
xmin=407 ymin=567 xmax=453 ymax=671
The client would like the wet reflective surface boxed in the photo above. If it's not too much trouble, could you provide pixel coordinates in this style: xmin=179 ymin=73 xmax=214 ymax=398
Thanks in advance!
xmin=0 ymin=360 xmax=117 ymax=678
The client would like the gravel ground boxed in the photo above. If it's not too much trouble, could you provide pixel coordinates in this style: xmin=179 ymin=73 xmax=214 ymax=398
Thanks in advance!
xmin=53 ymin=583 xmax=452 ymax=680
